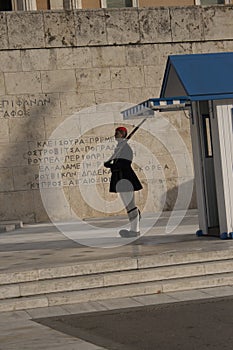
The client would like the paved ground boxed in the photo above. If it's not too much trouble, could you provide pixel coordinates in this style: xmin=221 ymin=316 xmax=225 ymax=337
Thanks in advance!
xmin=1 ymin=287 xmax=233 ymax=350
xmin=1 ymin=209 xmax=232 ymax=274
xmin=1 ymin=209 xmax=233 ymax=349
xmin=36 ymin=294 xmax=233 ymax=350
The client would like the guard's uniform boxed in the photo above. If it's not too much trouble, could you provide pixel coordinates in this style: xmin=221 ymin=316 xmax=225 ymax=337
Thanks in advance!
xmin=104 ymin=140 xmax=142 ymax=193
xmin=104 ymin=129 xmax=142 ymax=238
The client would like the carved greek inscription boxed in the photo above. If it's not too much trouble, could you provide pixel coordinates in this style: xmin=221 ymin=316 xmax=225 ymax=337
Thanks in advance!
xmin=27 ymin=136 xmax=115 ymax=189
xmin=26 ymin=132 xmax=169 ymax=190
xmin=0 ymin=96 xmax=51 ymax=118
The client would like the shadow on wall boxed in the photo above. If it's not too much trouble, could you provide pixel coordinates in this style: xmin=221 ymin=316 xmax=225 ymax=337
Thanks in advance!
xmin=162 ymin=178 xmax=196 ymax=212
xmin=0 ymin=111 xmax=196 ymax=223
xmin=0 ymin=86 xmax=71 ymax=223
xmin=0 ymin=91 xmax=197 ymax=224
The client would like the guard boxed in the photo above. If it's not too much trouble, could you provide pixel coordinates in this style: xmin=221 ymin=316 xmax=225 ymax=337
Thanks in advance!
xmin=104 ymin=126 xmax=143 ymax=238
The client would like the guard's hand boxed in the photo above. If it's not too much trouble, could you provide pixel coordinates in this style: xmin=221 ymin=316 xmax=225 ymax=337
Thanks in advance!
xmin=104 ymin=160 xmax=114 ymax=168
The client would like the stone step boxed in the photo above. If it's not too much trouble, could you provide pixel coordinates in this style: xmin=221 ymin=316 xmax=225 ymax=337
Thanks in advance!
xmin=0 ymin=272 xmax=233 ymax=313
xmin=1 ymin=248 xmax=233 ymax=286
xmin=0 ymin=221 xmax=23 ymax=233
xmin=0 ymin=224 xmax=16 ymax=233
xmin=0 ymin=259 xmax=233 ymax=300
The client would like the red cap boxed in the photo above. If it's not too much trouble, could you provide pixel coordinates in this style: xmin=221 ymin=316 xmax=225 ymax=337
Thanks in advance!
xmin=115 ymin=126 xmax=127 ymax=136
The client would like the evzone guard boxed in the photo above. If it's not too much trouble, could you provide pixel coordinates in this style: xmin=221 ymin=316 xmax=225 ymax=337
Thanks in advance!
xmin=104 ymin=120 xmax=145 ymax=238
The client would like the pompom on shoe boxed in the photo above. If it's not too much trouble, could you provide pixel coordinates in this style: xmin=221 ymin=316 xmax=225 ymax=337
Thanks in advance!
xmin=119 ymin=229 xmax=140 ymax=238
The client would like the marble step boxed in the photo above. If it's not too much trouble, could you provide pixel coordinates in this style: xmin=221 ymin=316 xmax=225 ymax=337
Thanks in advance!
xmin=1 ymin=248 xmax=233 ymax=286
xmin=0 ymin=221 xmax=23 ymax=233
xmin=0 ymin=259 xmax=233 ymax=300
xmin=0 ymin=272 xmax=233 ymax=313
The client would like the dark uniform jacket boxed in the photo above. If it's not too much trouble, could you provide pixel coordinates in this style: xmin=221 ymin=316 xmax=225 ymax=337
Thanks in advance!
xmin=104 ymin=139 xmax=142 ymax=193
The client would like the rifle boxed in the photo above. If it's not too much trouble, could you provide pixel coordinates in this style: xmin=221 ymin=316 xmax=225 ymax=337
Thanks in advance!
xmin=126 ymin=118 xmax=147 ymax=140
xmin=104 ymin=118 xmax=147 ymax=167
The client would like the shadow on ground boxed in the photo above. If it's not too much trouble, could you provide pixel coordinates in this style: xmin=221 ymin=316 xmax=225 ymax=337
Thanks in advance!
xmin=35 ymin=296 xmax=233 ymax=350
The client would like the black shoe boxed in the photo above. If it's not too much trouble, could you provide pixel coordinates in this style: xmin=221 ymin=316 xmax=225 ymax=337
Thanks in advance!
xmin=119 ymin=229 xmax=140 ymax=238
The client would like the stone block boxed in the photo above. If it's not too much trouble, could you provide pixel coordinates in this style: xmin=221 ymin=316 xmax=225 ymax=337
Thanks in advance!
xmin=74 ymin=9 xmax=107 ymax=46
xmin=96 ymin=297 xmax=142 ymax=310
xmin=103 ymin=269 xmax=156 ymax=287
xmin=223 ymin=40 xmax=233 ymax=52
xmin=43 ymin=115 xmax=75 ymax=139
xmin=169 ymin=42 xmax=193 ymax=56
xmin=26 ymin=305 xmax=70 ymax=318
xmin=0 ymin=73 xmax=5 ymax=95
xmin=12 ymin=166 xmax=39 ymax=191
xmin=203 ymin=6 xmax=233 ymax=41
xmin=91 ymin=46 xmax=126 ymax=68
xmin=163 ymin=111 xmax=182 ymax=131
xmin=73 ymin=258 xmax=136 ymax=276
xmin=68 ymin=185 xmax=99 ymax=221
xmin=31 ymin=93 xmax=61 ymax=118
xmin=162 ymin=275 xmax=217 ymax=293
xmin=0 ymin=222 xmax=15 ymax=233
xmin=8 ymin=116 xmax=46 ymax=142
xmin=44 ymin=11 xmax=76 ymax=47
xmin=133 ymin=293 xmax=177 ymax=306
xmin=137 ymin=254 xmax=177 ymax=269
xmin=126 ymin=44 xmax=163 ymax=67
xmin=42 ymin=114 xmax=64 ymax=138
xmin=0 ymin=51 xmax=22 ymax=72
xmin=204 ymin=260 xmax=233 ymax=275
xmin=7 ymin=12 xmax=45 ymax=49
xmin=144 ymin=65 xmax=163 ymax=89
xmin=20 ymin=275 xmax=104 ymax=296
xmin=128 ymin=87 xmax=158 ymax=104
xmin=0 ymin=270 xmax=39 ymax=285
xmin=56 ymin=48 xmax=74 ymax=69
xmin=0 ymin=142 xmax=28 ymax=167
xmin=32 ymin=190 xmax=50 ymax=222
xmin=0 ymin=118 xmax=9 ymax=143
xmin=179 ymin=129 xmax=193 ymax=154
xmin=0 ymin=168 xmax=14 ymax=191
xmin=5 ymin=72 xmax=42 ymax=95
xmin=105 ymin=9 xmax=140 ymax=45
xmin=62 ymin=301 xmax=107 ymax=314
xmin=0 ymin=13 xmax=8 ymax=49
xmin=38 ymin=187 xmax=73 ymax=221
xmin=170 ymin=6 xmax=203 ymax=42
xmin=39 ymin=265 xmax=77 ymax=280
xmin=199 ymin=286 xmax=233 ymax=298
xmin=139 ymin=8 xmax=171 ymax=43
xmin=104 ymin=264 xmax=205 ymax=286
xmin=0 ymin=296 xmax=48 ymax=312
xmin=48 ymin=281 xmax=163 ymax=306
xmin=192 ymin=40 xmax=225 ymax=54
xmin=60 ymin=91 xmax=95 ymax=115
xmin=0 ymin=191 xmax=35 ymax=223
xmin=95 ymin=88 xmax=130 ymax=104
xmin=75 ymin=67 xmax=111 ymax=92
xmin=0 ymin=284 xmax=20 ymax=299
xmin=57 ymin=47 xmax=92 ymax=69
xmin=41 ymin=70 xmax=77 ymax=93
xmin=22 ymin=49 xmax=57 ymax=71
xmin=110 ymin=67 xmax=145 ymax=89
xmin=169 ymin=289 xmax=211 ymax=302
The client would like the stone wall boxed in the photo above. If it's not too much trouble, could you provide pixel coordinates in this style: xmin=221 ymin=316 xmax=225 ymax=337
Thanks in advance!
xmin=1 ymin=6 xmax=233 ymax=223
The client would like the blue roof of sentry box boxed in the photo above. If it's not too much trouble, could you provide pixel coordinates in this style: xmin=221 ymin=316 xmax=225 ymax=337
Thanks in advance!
xmin=160 ymin=52 xmax=233 ymax=101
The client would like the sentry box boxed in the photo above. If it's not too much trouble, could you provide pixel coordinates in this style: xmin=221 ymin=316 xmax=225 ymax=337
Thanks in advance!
xmin=122 ymin=52 xmax=233 ymax=239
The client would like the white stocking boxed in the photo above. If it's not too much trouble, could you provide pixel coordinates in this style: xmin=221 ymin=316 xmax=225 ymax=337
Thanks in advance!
xmin=120 ymin=192 xmax=140 ymax=233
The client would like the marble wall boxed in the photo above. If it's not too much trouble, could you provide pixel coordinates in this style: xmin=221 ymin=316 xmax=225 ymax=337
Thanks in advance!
xmin=1 ymin=6 xmax=233 ymax=222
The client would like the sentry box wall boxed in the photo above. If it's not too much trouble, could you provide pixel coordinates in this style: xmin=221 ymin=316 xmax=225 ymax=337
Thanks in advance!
xmin=123 ymin=52 xmax=233 ymax=239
